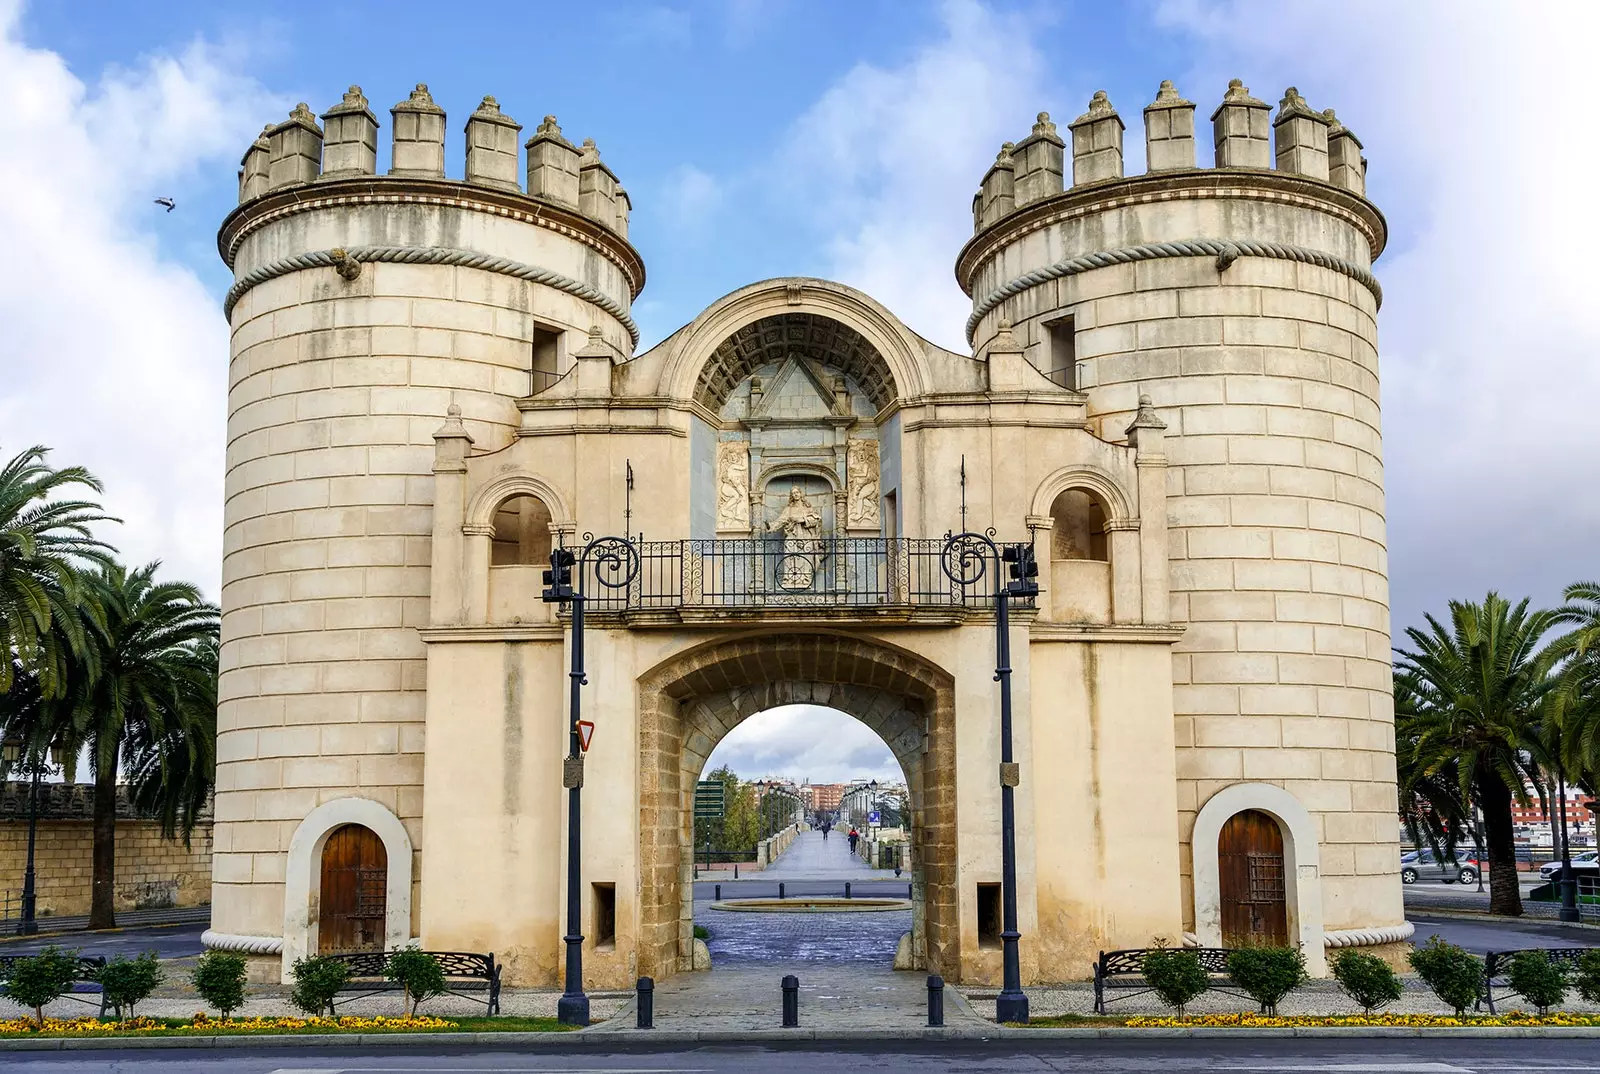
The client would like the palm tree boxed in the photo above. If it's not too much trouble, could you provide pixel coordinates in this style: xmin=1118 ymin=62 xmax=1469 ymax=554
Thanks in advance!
xmin=1550 ymin=581 xmax=1600 ymax=785
xmin=0 ymin=446 xmax=114 ymax=695
xmin=51 ymin=563 xmax=219 ymax=929
xmin=1395 ymin=593 xmax=1556 ymax=916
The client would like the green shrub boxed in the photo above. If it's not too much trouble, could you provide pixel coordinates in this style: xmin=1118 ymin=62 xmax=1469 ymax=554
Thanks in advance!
xmin=1225 ymin=945 xmax=1307 ymax=1015
xmin=1575 ymin=950 xmax=1600 ymax=1004
xmin=190 ymin=950 xmax=248 ymax=1019
xmin=384 ymin=948 xmax=446 ymax=1016
xmin=1143 ymin=947 xmax=1210 ymax=1014
xmin=288 ymin=955 xmax=350 ymax=1018
xmin=2 ymin=947 xmax=81 ymax=1028
xmin=1506 ymin=950 xmax=1568 ymax=1015
xmin=1330 ymin=949 xmax=1403 ymax=1015
xmin=1408 ymin=935 xmax=1483 ymax=1016
xmin=97 ymin=952 xmax=164 ymax=1019
xmin=693 ymin=924 xmax=710 ymax=941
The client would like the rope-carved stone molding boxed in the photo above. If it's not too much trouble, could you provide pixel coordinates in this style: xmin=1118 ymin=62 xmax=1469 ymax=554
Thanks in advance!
xmin=1182 ymin=922 xmax=1413 ymax=950
xmin=223 ymin=245 xmax=640 ymax=347
xmin=200 ymin=929 xmax=284 ymax=955
xmin=965 ymin=239 xmax=1382 ymax=345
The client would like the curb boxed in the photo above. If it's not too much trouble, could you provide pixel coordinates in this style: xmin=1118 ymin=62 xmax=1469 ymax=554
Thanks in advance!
xmin=1406 ymin=908 xmax=1600 ymax=931
xmin=5 ymin=1024 xmax=1600 ymax=1049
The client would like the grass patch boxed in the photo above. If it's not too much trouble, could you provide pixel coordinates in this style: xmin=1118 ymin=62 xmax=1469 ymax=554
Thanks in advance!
xmin=0 ymin=1014 xmax=576 ymax=1038
xmin=1012 ymin=1011 xmax=1600 ymax=1029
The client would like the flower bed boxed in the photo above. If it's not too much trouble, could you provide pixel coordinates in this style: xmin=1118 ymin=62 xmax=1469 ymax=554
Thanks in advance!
xmin=1120 ymin=1011 xmax=1600 ymax=1028
xmin=0 ymin=1014 xmax=573 ymax=1038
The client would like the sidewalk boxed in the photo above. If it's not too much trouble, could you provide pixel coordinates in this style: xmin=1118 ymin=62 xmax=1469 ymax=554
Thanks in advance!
xmin=760 ymin=829 xmax=902 ymax=880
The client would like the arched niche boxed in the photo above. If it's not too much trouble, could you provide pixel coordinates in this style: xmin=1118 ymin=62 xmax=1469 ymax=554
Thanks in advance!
xmin=1047 ymin=486 xmax=1112 ymax=622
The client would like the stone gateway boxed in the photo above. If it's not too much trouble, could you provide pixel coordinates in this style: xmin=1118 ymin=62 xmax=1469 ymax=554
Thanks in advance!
xmin=210 ymin=81 xmax=1406 ymax=987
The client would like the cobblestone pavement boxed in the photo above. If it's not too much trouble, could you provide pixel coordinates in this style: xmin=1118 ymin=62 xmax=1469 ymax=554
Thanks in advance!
xmin=698 ymin=899 xmax=910 ymax=964
xmin=762 ymin=829 xmax=902 ymax=879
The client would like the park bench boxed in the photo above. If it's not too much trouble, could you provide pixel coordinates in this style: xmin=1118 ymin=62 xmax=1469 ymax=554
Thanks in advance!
xmin=1478 ymin=947 xmax=1592 ymax=1014
xmin=0 ymin=954 xmax=109 ymax=1018
xmin=1092 ymin=947 xmax=1242 ymax=1014
xmin=322 ymin=950 xmax=502 ymax=1014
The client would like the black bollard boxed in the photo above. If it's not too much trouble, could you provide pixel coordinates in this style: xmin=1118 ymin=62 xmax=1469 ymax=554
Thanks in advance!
xmin=927 ymin=975 xmax=944 ymax=1027
xmin=734 ymin=864 xmax=740 ymax=880
xmin=845 ymin=881 xmax=852 ymax=899
xmin=781 ymin=974 xmax=800 ymax=1027
xmin=779 ymin=882 xmax=786 ymax=899
xmin=715 ymin=883 xmax=722 ymax=901
xmin=636 ymin=976 xmax=654 ymax=1029
xmin=908 ymin=882 xmax=914 ymax=899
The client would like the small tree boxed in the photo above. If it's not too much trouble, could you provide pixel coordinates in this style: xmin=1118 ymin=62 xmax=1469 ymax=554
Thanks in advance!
xmin=1330 ymin=949 xmax=1403 ymax=1015
xmin=3 ymin=948 xmax=81 ymax=1028
xmin=289 ymin=955 xmax=350 ymax=1018
xmin=98 ymin=952 xmax=164 ymax=1019
xmin=1225 ymin=946 xmax=1307 ymax=1016
xmin=1408 ymin=935 xmax=1483 ymax=1016
xmin=1506 ymin=950 xmax=1568 ymax=1015
xmin=1143 ymin=945 xmax=1210 ymax=1015
xmin=383 ymin=948 xmax=446 ymax=1017
xmin=1575 ymin=950 xmax=1600 ymax=1004
xmin=190 ymin=950 xmax=248 ymax=1019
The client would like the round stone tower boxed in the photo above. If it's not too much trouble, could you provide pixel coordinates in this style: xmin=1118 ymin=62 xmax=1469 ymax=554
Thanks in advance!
xmin=212 ymin=84 xmax=643 ymax=964
xmin=957 ymin=81 xmax=1401 ymax=957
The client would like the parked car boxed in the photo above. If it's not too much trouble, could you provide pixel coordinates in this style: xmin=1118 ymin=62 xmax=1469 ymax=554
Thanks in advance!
xmin=1539 ymin=850 xmax=1600 ymax=881
xmin=1400 ymin=849 xmax=1482 ymax=884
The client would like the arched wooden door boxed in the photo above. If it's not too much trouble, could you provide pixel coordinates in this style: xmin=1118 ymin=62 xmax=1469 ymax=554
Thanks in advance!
xmin=1218 ymin=810 xmax=1288 ymax=947
xmin=318 ymin=824 xmax=387 ymax=953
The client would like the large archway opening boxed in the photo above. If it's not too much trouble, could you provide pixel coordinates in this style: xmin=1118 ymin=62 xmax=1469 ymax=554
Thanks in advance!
xmin=636 ymin=631 xmax=959 ymax=982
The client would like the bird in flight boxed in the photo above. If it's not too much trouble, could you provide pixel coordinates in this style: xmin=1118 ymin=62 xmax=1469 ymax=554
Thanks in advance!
xmin=154 ymin=197 xmax=176 ymax=212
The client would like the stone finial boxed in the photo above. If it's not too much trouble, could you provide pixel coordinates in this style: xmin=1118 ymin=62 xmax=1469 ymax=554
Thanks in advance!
xmin=573 ymin=325 xmax=615 ymax=397
xmin=390 ymin=83 xmax=446 ymax=178
xmin=1211 ymin=78 xmax=1271 ymax=169
xmin=989 ymin=318 xmax=1023 ymax=355
xmin=1068 ymin=91 xmax=1125 ymax=185
xmin=238 ymin=124 xmax=271 ymax=203
xmin=1126 ymin=392 xmax=1168 ymax=449
xmin=464 ymin=94 xmax=523 ymax=191
xmin=1273 ymin=86 xmax=1331 ymax=179
xmin=265 ymin=104 xmax=323 ymax=191
xmin=1013 ymin=112 xmax=1065 ymax=208
xmin=320 ymin=85 xmax=379 ymax=179
xmin=577 ymin=137 xmax=621 ymax=232
xmin=525 ymin=115 xmax=581 ymax=208
xmin=1323 ymin=108 xmax=1366 ymax=195
xmin=614 ymin=186 xmax=632 ymax=239
xmin=976 ymin=141 xmax=1017 ymax=230
xmin=1143 ymin=80 xmax=1196 ymax=172
xmin=431 ymin=403 xmax=473 ymax=473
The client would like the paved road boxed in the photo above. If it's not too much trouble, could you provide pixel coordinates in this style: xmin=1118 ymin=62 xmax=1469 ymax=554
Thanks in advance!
xmin=762 ymin=830 xmax=902 ymax=879
xmin=0 ymin=922 xmax=206 ymax=960
xmin=4 ymin=1039 xmax=1600 ymax=1072
xmin=1409 ymin=912 xmax=1598 ymax=954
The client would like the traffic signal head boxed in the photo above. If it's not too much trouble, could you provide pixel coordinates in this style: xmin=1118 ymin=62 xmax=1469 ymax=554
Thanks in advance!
xmin=542 ymin=547 xmax=577 ymax=603
xmin=1004 ymin=544 xmax=1039 ymax=597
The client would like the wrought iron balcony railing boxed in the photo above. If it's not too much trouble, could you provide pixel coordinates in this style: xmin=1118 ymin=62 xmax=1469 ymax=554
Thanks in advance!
xmin=572 ymin=536 xmax=1029 ymax=615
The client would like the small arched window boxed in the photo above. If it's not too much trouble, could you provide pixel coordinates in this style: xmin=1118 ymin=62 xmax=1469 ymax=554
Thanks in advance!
xmin=1049 ymin=488 xmax=1108 ymax=562
xmin=490 ymin=494 xmax=553 ymax=566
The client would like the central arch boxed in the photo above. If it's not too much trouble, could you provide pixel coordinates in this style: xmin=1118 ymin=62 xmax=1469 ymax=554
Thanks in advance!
xmin=636 ymin=631 xmax=958 ymax=981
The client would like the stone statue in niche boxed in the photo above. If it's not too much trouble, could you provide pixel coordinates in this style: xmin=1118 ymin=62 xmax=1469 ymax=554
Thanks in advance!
xmin=716 ymin=442 xmax=749 ymax=531
xmin=846 ymin=439 xmax=881 ymax=529
xmin=773 ymin=485 xmax=823 ymax=589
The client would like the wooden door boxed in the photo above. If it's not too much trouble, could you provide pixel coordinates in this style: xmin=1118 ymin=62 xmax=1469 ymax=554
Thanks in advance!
xmin=1218 ymin=810 xmax=1288 ymax=947
xmin=318 ymin=824 xmax=387 ymax=953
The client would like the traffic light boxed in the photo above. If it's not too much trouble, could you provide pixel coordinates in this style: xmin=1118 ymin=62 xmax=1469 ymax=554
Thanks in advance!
xmin=1003 ymin=543 xmax=1039 ymax=598
xmin=542 ymin=547 xmax=577 ymax=603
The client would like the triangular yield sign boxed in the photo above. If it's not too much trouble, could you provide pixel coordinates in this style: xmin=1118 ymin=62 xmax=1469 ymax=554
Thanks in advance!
xmin=576 ymin=720 xmax=595 ymax=752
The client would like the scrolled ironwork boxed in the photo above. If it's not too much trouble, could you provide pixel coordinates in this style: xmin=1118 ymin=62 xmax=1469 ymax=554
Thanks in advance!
xmin=940 ymin=529 xmax=999 ymax=590
xmin=582 ymin=534 xmax=642 ymax=593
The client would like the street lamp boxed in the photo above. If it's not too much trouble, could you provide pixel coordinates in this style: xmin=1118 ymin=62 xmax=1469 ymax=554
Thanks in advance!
xmin=942 ymin=530 xmax=1037 ymax=1025
xmin=1556 ymin=772 xmax=1579 ymax=923
xmin=542 ymin=533 xmax=640 ymax=1026
xmin=2 ymin=736 xmax=61 ymax=936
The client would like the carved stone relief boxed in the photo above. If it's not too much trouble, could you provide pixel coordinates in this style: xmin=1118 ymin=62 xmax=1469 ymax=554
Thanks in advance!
xmin=846 ymin=438 xmax=881 ymax=529
xmin=715 ymin=441 xmax=750 ymax=532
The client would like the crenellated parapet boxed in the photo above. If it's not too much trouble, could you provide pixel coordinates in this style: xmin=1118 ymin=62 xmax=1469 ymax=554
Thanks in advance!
xmin=232 ymin=83 xmax=636 ymax=244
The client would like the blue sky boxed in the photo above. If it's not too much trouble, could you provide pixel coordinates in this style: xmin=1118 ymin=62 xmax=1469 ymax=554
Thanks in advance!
xmin=3 ymin=1 xmax=1596 ymax=781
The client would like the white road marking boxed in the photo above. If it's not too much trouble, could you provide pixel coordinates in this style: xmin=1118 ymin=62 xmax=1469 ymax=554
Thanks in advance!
xmin=268 ymin=1069 xmax=712 ymax=1073
xmin=1221 ymin=1065 xmax=1473 ymax=1073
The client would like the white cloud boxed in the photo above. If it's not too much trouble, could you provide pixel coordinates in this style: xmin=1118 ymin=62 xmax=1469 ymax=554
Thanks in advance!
xmin=1155 ymin=0 xmax=1600 ymax=629
xmin=658 ymin=163 xmax=724 ymax=234
xmin=702 ymin=705 xmax=902 ymax=783
xmin=776 ymin=0 xmax=1067 ymax=349
xmin=0 ymin=4 xmax=282 ymax=598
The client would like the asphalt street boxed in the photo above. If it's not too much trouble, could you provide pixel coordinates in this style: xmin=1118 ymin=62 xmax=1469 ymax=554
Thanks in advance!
xmin=1408 ymin=912 xmax=1598 ymax=954
xmin=1 ymin=922 xmax=206 ymax=960
xmin=2 ymin=1039 xmax=1600 ymax=1073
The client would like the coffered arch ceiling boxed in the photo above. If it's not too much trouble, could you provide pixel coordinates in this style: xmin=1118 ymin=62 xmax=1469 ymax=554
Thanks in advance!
xmin=694 ymin=312 xmax=899 ymax=414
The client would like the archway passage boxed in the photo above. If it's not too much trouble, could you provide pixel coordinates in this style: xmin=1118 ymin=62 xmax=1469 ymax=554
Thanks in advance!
xmin=637 ymin=632 xmax=957 ymax=982
xmin=1218 ymin=810 xmax=1288 ymax=947
xmin=318 ymin=824 xmax=388 ymax=953
xmin=694 ymin=312 xmax=898 ymax=413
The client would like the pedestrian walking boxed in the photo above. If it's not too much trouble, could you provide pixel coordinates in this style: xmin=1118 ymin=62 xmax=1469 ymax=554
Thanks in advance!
xmin=847 ymin=827 xmax=859 ymax=854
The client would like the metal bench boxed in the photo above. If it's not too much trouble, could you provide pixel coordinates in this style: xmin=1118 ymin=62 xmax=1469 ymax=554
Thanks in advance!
xmin=0 ymin=954 xmax=109 ymax=1018
xmin=1093 ymin=947 xmax=1242 ymax=1014
xmin=322 ymin=950 xmax=502 ymax=1014
xmin=1478 ymin=947 xmax=1593 ymax=1014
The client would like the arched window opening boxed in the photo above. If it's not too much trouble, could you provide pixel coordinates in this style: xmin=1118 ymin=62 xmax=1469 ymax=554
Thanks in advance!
xmin=491 ymin=494 xmax=552 ymax=566
xmin=318 ymin=823 xmax=387 ymax=953
xmin=1050 ymin=488 xmax=1108 ymax=561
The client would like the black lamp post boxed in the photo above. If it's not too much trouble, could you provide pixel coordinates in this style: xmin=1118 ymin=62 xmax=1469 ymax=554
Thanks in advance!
xmin=542 ymin=533 xmax=639 ymax=1027
xmin=1556 ymin=773 xmax=1579 ymax=923
xmin=3 ymin=736 xmax=60 ymax=936
xmin=942 ymin=530 xmax=1037 ymax=1025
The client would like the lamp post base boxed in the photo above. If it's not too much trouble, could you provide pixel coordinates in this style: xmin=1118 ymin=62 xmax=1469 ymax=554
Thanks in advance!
xmin=557 ymin=992 xmax=590 ymax=1026
xmin=994 ymin=990 xmax=1029 ymax=1024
